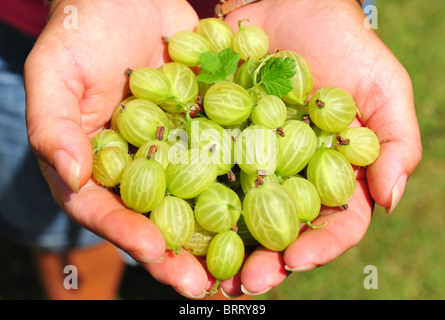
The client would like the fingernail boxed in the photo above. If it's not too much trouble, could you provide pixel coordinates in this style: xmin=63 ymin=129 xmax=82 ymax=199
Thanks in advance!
xmin=385 ymin=173 xmax=407 ymax=214
xmin=284 ymin=264 xmax=316 ymax=272
xmin=240 ymin=284 xmax=271 ymax=296
xmin=175 ymin=287 xmax=207 ymax=299
xmin=221 ymin=287 xmax=245 ymax=299
xmin=130 ymin=250 xmax=164 ymax=264
xmin=53 ymin=150 xmax=80 ymax=193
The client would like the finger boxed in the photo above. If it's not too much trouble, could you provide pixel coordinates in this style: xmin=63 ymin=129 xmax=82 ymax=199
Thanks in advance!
xmin=220 ymin=274 xmax=244 ymax=299
xmin=24 ymin=4 xmax=164 ymax=193
xmin=41 ymin=151 xmax=209 ymax=299
xmin=360 ymin=68 xmax=422 ymax=212
xmin=239 ymin=247 xmax=288 ymax=296
xmin=198 ymin=252 xmax=246 ymax=299
xmin=218 ymin=252 xmax=251 ymax=298
xmin=24 ymin=41 xmax=94 ymax=193
xmin=39 ymin=161 xmax=166 ymax=263
xmin=144 ymin=249 xmax=209 ymax=299
xmin=283 ymin=179 xmax=373 ymax=271
xmin=156 ymin=0 xmax=200 ymax=66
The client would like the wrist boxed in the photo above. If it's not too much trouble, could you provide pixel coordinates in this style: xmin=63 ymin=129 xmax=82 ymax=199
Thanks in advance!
xmin=220 ymin=0 xmax=366 ymax=18
xmin=215 ymin=0 xmax=261 ymax=19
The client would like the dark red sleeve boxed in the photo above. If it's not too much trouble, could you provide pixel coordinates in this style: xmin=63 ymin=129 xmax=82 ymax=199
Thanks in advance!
xmin=0 ymin=0 xmax=219 ymax=37
xmin=187 ymin=0 xmax=220 ymax=19
xmin=0 ymin=0 xmax=49 ymax=37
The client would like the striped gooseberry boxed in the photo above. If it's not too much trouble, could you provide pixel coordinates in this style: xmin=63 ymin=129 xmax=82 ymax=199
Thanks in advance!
xmin=92 ymin=146 xmax=131 ymax=187
xmin=183 ymin=221 xmax=216 ymax=256
xmin=243 ymin=178 xmax=300 ymax=251
xmin=188 ymin=117 xmax=234 ymax=176
xmin=157 ymin=62 xmax=199 ymax=113
xmin=120 ymin=145 xmax=167 ymax=213
xmin=167 ymin=30 xmax=212 ymax=67
xmin=282 ymin=175 xmax=325 ymax=228
xmin=335 ymin=126 xmax=380 ymax=167
xmin=195 ymin=17 xmax=235 ymax=51
xmin=275 ymin=120 xmax=317 ymax=178
xmin=111 ymin=95 xmax=135 ymax=132
xmin=126 ymin=67 xmax=172 ymax=105
xmin=306 ymin=144 xmax=356 ymax=208
xmin=206 ymin=230 xmax=245 ymax=295
xmin=134 ymin=127 xmax=170 ymax=170
xmin=308 ymin=87 xmax=359 ymax=133
xmin=150 ymin=195 xmax=195 ymax=254
xmin=274 ymin=50 xmax=313 ymax=106
xmin=116 ymin=98 xmax=171 ymax=148
xmin=232 ymin=20 xmax=269 ymax=61
xmin=166 ymin=148 xmax=218 ymax=199
xmin=194 ymin=182 xmax=242 ymax=233
xmin=91 ymin=129 xmax=128 ymax=154
xmin=203 ymin=81 xmax=253 ymax=126
xmin=234 ymin=124 xmax=281 ymax=176
xmin=235 ymin=59 xmax=261 ymax=89
xmin=251 ymin=95 xmax=287 ymax=131
xmin=239 ymin=169 xmax=280 ymax=195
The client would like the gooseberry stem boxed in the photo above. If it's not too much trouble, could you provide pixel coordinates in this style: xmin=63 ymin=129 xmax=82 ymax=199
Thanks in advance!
xmin=276 ymin=127 xmax=285 ymax=137
xmin=315 ymin=98 xmax=325 ymax=108
xmin=237 ymin=19 xmax=249 ymax=30
xmin=155 ymin=126 xmax=166 ymax=141
xmin=335 ymin=136 xmax=350 ymax=146
xmin=305 ymin=220 xmax=329 ymax=229
xmin=228 ymin=204 xmax=243 ymax=216
xmin=162 ymin=35 xmax=170 ymax=44
xmin=146 ymin=145 xmax=158 ymax=160
xmin=254 ymin=176 xmax=265 ymax=187
xmin=125 ymin=68 xmax=134 ymax=77
xmin=208 ymin=280 xmax=221 ymax=297
xmin=185 ymin=106 xmax=192 ymax=148
xmin=257 ymin=169 xmax=267 ymax=177
xmin=227 ymin=169 xmax=236 ymax=182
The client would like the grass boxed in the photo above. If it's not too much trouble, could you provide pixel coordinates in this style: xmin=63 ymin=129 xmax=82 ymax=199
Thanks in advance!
xmin=1 ymin=0 xmax=444 ymax=300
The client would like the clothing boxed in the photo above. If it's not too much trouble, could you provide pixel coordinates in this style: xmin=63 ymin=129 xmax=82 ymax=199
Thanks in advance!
xmin=0 ymin=0 xmax=218 ymax=37
xmin=0 ymin=0 xmax=49 ymax=37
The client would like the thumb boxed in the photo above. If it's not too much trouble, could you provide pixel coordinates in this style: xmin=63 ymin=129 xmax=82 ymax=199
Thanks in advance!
xmin=364 ymin=68 xmax=422 ymax=213
xmin=24 ymin=43 xmax=93 ymax=193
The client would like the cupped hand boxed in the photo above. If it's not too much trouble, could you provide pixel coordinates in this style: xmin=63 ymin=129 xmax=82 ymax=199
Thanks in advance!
xmin=224 ymin=0 xmax=422 ymax=295
xmin=24 ymin=0 xmax=210 ymax=298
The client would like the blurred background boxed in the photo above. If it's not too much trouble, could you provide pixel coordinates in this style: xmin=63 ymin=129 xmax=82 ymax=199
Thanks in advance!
xmin=1 ymin=0 xmax=444 ymax=300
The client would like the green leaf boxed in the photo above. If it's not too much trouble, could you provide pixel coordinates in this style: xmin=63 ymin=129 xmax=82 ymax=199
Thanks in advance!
xmin=197 ymin=48 xmax=241 ymax=84
xmin=199 ymin=51 xmax=221 ymax=73
xmin=259 ymin=57 xmax=296 ymax=98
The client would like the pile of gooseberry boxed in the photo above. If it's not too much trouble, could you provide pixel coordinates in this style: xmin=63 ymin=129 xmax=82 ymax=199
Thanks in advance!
xmin=91 ymin=18 xmax=380 ymax=295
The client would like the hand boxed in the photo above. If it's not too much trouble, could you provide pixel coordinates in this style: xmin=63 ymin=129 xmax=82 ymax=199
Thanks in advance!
xmin=224 ymin=0 xmax=422 ymax=295
xmin=24 ymin=0 xmax=211 ymax=298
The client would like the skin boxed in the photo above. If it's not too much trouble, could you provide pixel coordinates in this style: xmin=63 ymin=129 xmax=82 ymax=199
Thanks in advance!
xmin=24 ymin=0 xmax=422 ymax=297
